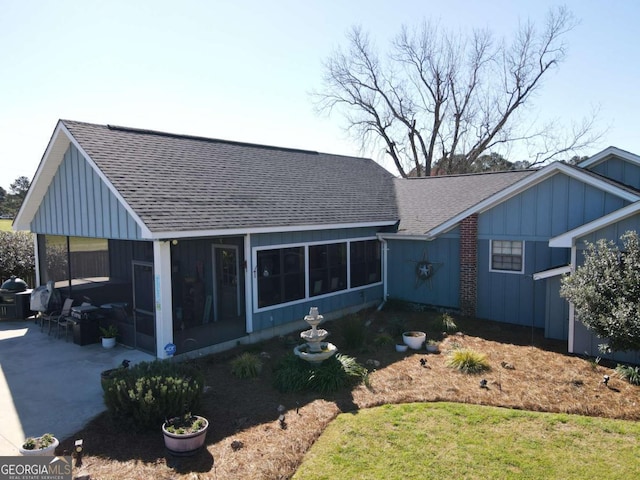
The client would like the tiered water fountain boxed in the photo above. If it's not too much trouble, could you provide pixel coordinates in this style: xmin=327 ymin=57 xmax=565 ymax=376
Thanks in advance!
xmin=293 ymin=307 xmax=337 ymax=363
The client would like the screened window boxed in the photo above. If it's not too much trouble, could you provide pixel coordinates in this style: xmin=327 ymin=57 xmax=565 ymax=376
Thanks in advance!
xmin=491 ymin=240 xmax=524 ymax=273
xmin=309 ymin=243 xmax=347 ymax=296
xmin=257 ymin=247 xmax=305 ymax=307
xmin=350 ymin=240 xmax=381 ymax=287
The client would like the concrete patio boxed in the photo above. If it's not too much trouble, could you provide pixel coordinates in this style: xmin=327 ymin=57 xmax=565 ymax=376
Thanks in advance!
xmin=0 ymin=319 xmax=154 ymax=455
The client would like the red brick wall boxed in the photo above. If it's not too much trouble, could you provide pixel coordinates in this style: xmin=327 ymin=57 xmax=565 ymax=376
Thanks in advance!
xmin=460 ymin=214 xmax=478 ymax=317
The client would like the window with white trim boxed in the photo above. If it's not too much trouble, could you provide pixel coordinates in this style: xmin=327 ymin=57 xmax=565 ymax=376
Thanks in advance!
xmin=350 ymin=239 xmax=381 ymax=287
xmin=490 ymin=240 xmax=524 ymax=273
xmin=309 ymin=243 xmax=347 ymax=296
xmin=253 ymin=238 xmax=382 ymax=310
xmin=257 ymin=247 xmax=305 ymax=307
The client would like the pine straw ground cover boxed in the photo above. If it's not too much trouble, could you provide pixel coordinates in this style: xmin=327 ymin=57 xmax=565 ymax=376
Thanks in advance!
xmin=61 ymin=307 xmax=640 ymax=480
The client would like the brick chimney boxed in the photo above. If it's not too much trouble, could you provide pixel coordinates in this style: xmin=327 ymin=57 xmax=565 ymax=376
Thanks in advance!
xmin=459 ymin=214 xmax=478 ymax=317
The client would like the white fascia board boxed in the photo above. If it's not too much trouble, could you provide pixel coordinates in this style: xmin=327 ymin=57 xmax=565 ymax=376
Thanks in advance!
xmin=59 ymin=123 xmax=153 ymax=238
xmin=13 ymin=122 xmax=70 ymax=231
xmin=549 ymin=201 xmax=640 ymax=248
xmin=426 ymin=162 xmax=640 ymax=239
xmin=578 ymin=146 xmax=640 ymax=169
xmin=533 ymin=265 xmax=571 ymax=281
xmin=377 ymin=232 xmax=434 ymax=241
xmin=147 ymin=220 xmax=398 ymax=240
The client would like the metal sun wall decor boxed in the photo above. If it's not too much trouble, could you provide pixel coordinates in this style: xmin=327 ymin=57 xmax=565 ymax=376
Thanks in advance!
xmin=410 ymin=249 xmax=443 ymax=289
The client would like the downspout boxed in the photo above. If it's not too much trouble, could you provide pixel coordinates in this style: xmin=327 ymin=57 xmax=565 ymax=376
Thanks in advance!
xmin=567 ymin=244 xmax=577 ymax=354
xmin=377 ymin=236 xmax=389 ymax=311
xmin=33 ymin=234 xmax=41 ymax=286
xmin=244 ymin=233 xmax=253 ymax=334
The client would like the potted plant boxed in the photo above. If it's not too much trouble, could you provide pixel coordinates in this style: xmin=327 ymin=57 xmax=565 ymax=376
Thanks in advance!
xmin=99 ymin=324 xmax=118 ymax=348
xmin=426 ymin=339 xmax=440 ymax=353
xmin=162 ymin=413 xmax=209 ymax=456
xmin=100 ymin=359 xmax=130 ymax=391
xmin=19 ymin=433 xmax=59 ymax=456
xmin=395 ymin=343 xmax=408 ymax=352
xmin=402 ymin=331 xmax=426 ymax=350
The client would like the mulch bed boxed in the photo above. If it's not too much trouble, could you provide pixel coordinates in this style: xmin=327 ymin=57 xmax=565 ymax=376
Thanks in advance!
xmin=60 ymin=308 xmax=640 ymax=480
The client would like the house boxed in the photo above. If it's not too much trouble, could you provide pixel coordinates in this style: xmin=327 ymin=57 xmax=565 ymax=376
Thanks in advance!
xmin=383 ymin=146 xmax=640 ymax=364
xmin=14 ymin=120 xmax=640 ymax=364
xmin=14 ymin=120 xmax=397 ymax=357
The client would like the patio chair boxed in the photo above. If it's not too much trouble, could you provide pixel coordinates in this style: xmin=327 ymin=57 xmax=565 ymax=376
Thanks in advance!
xmin=56 ymin=314 xmax=75 ymax=342
xmin=41 ymin=297 xmax=74 ymax=336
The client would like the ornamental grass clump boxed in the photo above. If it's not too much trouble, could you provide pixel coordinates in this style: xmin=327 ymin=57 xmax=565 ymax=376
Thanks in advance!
xmin=615 ymin=364 xmax=640 ymax=385
xmin=103 ymin=360 xmax=204 ymax=431
xmin=230 ymin=352 xmax=263 ymax=379
xmin=440 ymin=313 xmax=458 ymax=332
xmin=273 ymin=353 xmax=368 ymax=394
xmin=446 ymin=348 xmax=490 ymax=374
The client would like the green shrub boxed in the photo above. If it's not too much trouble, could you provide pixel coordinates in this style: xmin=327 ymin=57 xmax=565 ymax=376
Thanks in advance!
xmin=341 ymin=315 xmax=367 ymax=350
xmin=0 ymin=231 xmax=35 ymax=282
xmin=446 ymin=348 xmax=490 ymax=374
xmin=272 ymin=354 xmax=368 ymax=394
xmin=103 ymin=360 xmax=204 ymax=431
xmin=230 ymin=352 xmax=263 ymax=379
xmin=440 ymin=313 xmax=458 ymax=332
xmin=272 ymin=355 xmax=311 ymax=393
xmin=615 ymin=364 xmax=640 ymax=385
xmin=387 ymin=316 xmax=407 ymax=337
xmin=373 ymin=333 xmax=394 ymax=347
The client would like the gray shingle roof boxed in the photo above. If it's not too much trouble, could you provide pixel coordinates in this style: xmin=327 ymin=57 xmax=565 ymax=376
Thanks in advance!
xmin=61 ymin=120 xmax=399 ymax=233
xmin=393 ymin=170 xmax=536 ymax=235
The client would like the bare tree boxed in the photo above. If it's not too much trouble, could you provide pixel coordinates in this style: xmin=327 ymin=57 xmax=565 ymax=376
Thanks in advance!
xmin=315 ymin=6 xmax=601 ymax=177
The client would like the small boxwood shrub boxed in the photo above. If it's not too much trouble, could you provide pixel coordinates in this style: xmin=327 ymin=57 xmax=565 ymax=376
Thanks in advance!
xmin=230 ymin=352 xmax=263 ymax=379
xmin=446 ymin=348 xmax=490 ymax=374
xmin=103 ymin=360 xmax=204 ymax=431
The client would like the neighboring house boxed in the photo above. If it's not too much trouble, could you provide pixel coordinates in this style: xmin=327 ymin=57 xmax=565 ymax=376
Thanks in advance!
xmin=14 ymin=121 xmax=640 ymax=364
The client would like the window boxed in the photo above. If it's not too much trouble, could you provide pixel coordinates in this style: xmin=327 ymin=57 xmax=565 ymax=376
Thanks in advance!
xmin=490 ymin=240 xmax=524 ymax=273
xmin=257 ymin=247 xmax=305 ymax=307
xmin=309 ymin=243 xmax=347 ymax=296
xmin=350 ymin=240 xmax=381 ymax=287
xmin=254 ymin=238 xmax=382 ymax=310
xmin=38 ymin=235 xmax=111 ymax=288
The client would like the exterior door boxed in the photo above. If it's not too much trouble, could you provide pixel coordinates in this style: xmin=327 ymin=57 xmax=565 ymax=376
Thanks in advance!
xmin=132 ymin=261 xmax=156 ymax=353
xmin=213 ymin=245 xmax=240 ymax=321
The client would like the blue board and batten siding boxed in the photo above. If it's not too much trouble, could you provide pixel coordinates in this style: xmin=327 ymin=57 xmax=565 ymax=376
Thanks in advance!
xmin=477 ymin=172 xmax=630 ymax=327
xmin=571 ymin=214 xmax=640 ymax=364
xmin=588 ymin=157 xmax=640 ymax=189
xmin=31 ymin=144 xmax=142 ymax=240
xmin=250 ymin=227 xmax=385 ymax=331
xmin=385 ymin=235 xmax=460 ymax=309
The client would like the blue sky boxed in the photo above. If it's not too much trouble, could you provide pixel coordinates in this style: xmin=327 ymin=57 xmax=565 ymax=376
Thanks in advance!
xmin=1 ymin=0 xmax=639 ymax=190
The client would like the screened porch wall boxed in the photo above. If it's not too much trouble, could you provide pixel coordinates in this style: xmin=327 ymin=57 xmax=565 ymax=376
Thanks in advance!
xmin=250 ymin=226 xmax=385 ymax=332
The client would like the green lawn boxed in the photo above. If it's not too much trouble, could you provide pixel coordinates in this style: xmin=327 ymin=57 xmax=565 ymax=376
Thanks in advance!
xmin=0 ymin=219 xmax=13 ymax=231
xmin=293 ymin=402 xmax=640 ymax=480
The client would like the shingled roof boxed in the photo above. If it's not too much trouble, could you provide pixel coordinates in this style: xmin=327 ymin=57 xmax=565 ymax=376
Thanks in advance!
xmin=393 ymin=170 xmax=536 ymax=236
xmin=61 ymin=120 xmax=399 ymax=233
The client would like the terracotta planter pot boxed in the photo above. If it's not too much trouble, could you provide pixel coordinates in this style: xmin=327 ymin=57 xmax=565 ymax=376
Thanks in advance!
xmin=162 ymin=416 xmax=209 ymax=456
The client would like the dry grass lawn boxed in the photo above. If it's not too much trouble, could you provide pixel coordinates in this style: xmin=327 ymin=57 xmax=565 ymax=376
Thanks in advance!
xmin=59 ymin=307 xmax=640 ymax=480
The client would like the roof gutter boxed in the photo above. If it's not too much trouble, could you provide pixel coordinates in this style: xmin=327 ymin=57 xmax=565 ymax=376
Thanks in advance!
xmin=377 ymin=232 xmax=434 ymax=241
xmin=150 ymin=220 xmax=399 ymax=241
